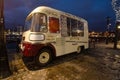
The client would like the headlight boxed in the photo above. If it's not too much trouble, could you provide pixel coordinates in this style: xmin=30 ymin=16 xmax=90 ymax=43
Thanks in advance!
xmin=20 ymin=44 xmax=25 ymax=51
xmin=29 ymin=34 xmax=45 ymax=41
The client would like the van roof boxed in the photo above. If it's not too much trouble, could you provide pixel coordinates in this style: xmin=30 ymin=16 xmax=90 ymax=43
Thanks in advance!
xmin=26 ymin=6 xmax=87 ymax=23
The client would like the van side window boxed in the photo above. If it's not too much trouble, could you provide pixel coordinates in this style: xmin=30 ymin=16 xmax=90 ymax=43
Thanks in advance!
xmin=67 ymin=18 xmax=71 ymax=36
xmin=78 ymin=21 xmax=84 ymax=36
xmin=49 ymin=17 xmax=60 ymax=33
xmin=71 ymin=19 xmax=78 ymax=36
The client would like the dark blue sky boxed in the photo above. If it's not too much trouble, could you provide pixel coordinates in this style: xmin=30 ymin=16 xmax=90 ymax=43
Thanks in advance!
xmin=4 ymin=0 xmax=116 ymax=32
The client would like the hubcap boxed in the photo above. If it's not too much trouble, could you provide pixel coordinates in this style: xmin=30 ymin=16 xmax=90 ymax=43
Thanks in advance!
xmin=39 ymin=52 xmax=50 ymax=64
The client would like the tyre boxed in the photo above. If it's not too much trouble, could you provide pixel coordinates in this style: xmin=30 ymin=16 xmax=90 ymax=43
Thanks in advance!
xmin=77 ymin=46 xmax=81 ymax=54
xmin=77 ymin=46 xmax=84 ymax=54
xmin=35 ymin=49 xmax=52 ymax=67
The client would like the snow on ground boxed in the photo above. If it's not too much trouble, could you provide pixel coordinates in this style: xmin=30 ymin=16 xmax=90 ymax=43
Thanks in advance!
xmin=2 ymin=42 xmax=120 ymax=80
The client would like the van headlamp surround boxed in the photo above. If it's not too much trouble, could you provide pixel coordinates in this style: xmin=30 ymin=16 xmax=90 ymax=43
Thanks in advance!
xmin=29 ymin=33 xmax=45 ymax=41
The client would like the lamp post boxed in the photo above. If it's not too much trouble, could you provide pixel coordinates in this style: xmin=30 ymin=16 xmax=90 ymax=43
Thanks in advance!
xmin=0 ymin=0 xmax=11 ymax=79
xmin=114 ymin=21 xmax=120 ymax=48
xmin=106 ymin=16 xmax=111 ymax=44
xmin=115 ymin=21 xmax=120 ymax=48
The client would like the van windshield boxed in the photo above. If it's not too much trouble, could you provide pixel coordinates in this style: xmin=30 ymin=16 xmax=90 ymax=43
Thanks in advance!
xmin=24 ymin=13 xmax=47 ymax=32
xmin=30 ymin=13 xmax=47 ymax=32
xmin=24 ymin=18 xmax=32 ymax=31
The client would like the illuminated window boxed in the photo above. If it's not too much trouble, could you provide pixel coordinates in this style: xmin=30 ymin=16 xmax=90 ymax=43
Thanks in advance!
xmin=49 ymin=17 xmax=59 ymax=33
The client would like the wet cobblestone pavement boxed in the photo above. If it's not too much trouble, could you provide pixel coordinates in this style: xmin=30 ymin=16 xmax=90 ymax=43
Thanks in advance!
xmin=2 ymin=43 xmax=120 ymax=80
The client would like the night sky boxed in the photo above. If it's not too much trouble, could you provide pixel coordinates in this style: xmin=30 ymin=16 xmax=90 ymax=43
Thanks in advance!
xmin=4 ymin=0 xmax=116 ymax=32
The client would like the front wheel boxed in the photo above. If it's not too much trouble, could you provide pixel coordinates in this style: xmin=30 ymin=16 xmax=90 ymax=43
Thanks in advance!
xmin=35 ymin=49 xmax=52 ymax=67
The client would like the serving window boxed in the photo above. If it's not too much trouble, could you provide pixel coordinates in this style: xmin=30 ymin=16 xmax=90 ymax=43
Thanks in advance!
xmin=49 ymin=17 xmax=60 ymax=33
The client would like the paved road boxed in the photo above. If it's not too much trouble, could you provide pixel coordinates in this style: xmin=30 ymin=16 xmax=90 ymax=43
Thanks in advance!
xmin=4 ymin=42 xmax=120 ymax=80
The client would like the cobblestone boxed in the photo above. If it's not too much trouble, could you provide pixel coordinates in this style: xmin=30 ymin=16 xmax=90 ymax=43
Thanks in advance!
xmin=2 ymin=42 xmax=120 ymax=80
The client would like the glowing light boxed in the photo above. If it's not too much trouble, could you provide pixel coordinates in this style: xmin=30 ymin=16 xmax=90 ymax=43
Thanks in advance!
xmin=118 ymin=25 xmax=120 ymax=29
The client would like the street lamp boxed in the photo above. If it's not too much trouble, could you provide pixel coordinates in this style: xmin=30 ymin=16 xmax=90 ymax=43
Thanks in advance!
xmin=118 ymin=25 xmax=120 ymax=29
xmin=106 ymin=16 xmax=111 ymax=44
xmin=116 ymin=21 xmax=120 ymax=48
xmin=114 ymin=21 xmax=120 ymax=49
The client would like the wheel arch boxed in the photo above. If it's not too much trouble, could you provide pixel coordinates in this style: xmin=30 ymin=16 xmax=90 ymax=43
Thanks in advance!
xmin=37 ymin=43 xmax=56 ymax=58
xmin=80 ymin=45 xmax=85 ymax=50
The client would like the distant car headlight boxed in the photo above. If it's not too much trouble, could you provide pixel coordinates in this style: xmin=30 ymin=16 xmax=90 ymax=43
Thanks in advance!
xmin=29 ymin=34 xmax=45 ymax=41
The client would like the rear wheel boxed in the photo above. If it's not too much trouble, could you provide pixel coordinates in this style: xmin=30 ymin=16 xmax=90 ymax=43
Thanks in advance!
xmin=77 ymin=46 xmax=81 ymax=53
xmin=77 ymin=46 xmax=84 ymax=54
xmin=35 ymin=49 xmax=52 ymax=67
